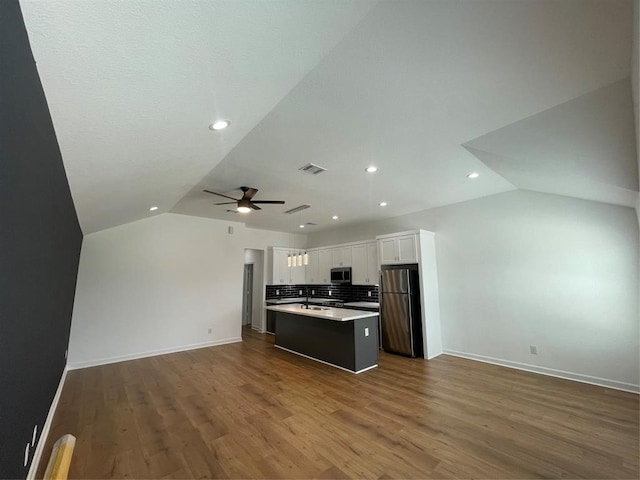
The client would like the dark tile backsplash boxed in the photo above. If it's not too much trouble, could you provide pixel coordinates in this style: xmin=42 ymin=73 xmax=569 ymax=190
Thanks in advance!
xmin=266 ymin=284 xmax=378 ymax=302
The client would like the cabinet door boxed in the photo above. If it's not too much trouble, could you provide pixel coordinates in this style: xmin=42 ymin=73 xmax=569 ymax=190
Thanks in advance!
xmin=340 ymin=246 xmax=352 ymax=267
xmin=290 ymin=259 xmax=305 ymax=284
xmin=351 ymin=244 xmax=368 ymax=284
xmin=318 ymin=249 xmax=332 ymax=284
xmin=272 ymin=249 xmax=290 ymax=284
xmin=305 ymin=250 xmax=319 ymax=284
xmin=397 ymin=235 xmax=418 ymax=262
xmin=378 ymin=238 xmax=397 ymax=264
xmin=331 ymin=247 xmax=342 ymax=267
xmin=366 ymin=242 xmax=379 ymax=284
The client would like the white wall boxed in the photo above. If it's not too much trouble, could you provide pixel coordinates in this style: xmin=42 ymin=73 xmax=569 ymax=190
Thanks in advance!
xmin=309 ymin=190 xmax=639 ymax=391
xmin=68 ymin=213 xmax=305 ymax=368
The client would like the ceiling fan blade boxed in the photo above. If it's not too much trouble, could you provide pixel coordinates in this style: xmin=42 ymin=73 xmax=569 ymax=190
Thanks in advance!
xmin=250 ymin=203 xmax=262 ymax=210
xmin=214 ymin=201 xmax=237 ymax=206
xmin=241 ymin=187 xmax=259 ymax=201
xmin=250 ymin=200 xmax=285 ymax=204
xmin=203 ymin=189 xmax=239 ymax=201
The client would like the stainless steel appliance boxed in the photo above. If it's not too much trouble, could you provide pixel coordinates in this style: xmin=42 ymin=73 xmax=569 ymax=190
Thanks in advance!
xmin=379 ymin=264 xmax=423 ymax=357
xmin=330 ymin=267 xmax=351 ymax=284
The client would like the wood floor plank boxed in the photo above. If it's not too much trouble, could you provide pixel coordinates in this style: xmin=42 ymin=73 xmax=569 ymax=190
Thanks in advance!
xmin=35 ymin=326 xmax=639 ymax=479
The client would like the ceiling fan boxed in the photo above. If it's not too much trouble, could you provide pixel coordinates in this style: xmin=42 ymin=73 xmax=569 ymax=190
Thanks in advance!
xmin=203 ymin=186 xmax=285 ymax=213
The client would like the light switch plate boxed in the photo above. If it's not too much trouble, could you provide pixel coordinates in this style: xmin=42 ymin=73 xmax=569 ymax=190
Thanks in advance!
xmin=364 ymin=328 xmax=369 ymax=337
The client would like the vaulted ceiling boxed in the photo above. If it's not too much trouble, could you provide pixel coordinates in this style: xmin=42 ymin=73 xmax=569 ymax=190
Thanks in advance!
xmin=21 ymin=0 xmax=636 ymax=234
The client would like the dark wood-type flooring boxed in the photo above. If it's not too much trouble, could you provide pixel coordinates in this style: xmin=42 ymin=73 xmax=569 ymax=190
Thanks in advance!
xmin=37 ymin=327 xmax=639 ymax=479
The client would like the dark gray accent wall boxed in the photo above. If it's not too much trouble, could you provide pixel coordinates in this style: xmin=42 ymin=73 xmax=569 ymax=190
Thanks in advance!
xmin=0 ymin=1 xmax=83 ymax=478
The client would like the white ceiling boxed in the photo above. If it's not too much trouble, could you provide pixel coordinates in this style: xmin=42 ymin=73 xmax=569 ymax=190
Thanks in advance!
xmin=22 ymin=0 xmax=636 ymax=234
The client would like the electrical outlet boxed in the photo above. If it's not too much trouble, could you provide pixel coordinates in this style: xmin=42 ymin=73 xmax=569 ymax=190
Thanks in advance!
xmin=364 ymin=328 xmax=369 ymax=337
xmin=32 ymin=425 xmax=37 ymax=445
xmin=276 ymin=290 xmax=280 ymax=295
xmin=328 ymin=290 xmax=332 ymax=296
xmin=530 ymin=345 xmax=538 ymax=355
xmin=208 ymin=328 xmax=212 ymax=334
xmin=24 ymin=443 xmax=29 ymax=467
xmin=368 ymin=291 xmax=372 ymax=297
xmin=299 ymin=290 xmax=302 ymax=295
xmin=312 ymin=290 xmax=315 ymax=295
xmin=228 ymin=226 xmax=234 ymax=234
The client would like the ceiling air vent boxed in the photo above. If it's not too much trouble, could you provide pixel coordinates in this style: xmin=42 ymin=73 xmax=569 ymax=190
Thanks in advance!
xmin=284 ymin=204 xmax=311 ymax=215
xmin=305 ymin=222 xmax=318 ymax=226
xmin=298 ymin=163 xmax=327 ymax=175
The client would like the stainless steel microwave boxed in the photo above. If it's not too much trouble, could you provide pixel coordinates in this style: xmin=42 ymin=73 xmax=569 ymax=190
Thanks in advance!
xmin=330 ymin=267 xmax=351 ymax=284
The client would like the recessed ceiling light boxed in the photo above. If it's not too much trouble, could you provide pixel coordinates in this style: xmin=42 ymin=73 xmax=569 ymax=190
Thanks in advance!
xmin=149 ymin=206 xmax=158 ymax=211
xmin=365 ymin=166 xmax=378 ymax=173
xmin=332 ymin=215 xmax=339 ymax=220
xmin=466 ymin=172 xmax=480 ymax=179
xmin=236 ymin=206 xmax=251 ymax=213
xmin=210 ymin=120 xmax=230 ymax=131
xmin=299 ymin=224 xmax=305 ymax=228
xmin=378 ymin=202 xmax=388 ymax=207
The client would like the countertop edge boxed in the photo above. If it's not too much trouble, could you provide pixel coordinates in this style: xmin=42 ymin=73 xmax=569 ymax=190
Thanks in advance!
xmin=265 ymin=304 xmax=378 ymax=321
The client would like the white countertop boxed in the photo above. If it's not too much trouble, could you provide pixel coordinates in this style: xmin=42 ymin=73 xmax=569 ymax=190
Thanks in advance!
xmin=343 ymin=301 xmax=380 ymax=309
xmin=265 ymin=297 xmax=339 ymax=305
xmin=265 ymin=303 xmax=378 ymax=321
xmin=265 ymin=297 xmax=305 ymax=304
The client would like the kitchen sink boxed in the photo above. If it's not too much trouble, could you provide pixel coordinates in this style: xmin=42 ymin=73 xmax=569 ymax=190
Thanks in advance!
xmin=301 ymin=305 xmax=330 ymax=311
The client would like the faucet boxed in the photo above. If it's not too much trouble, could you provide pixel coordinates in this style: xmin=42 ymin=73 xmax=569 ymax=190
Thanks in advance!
xmin=304 ymin=287 xmax=310 ymax=309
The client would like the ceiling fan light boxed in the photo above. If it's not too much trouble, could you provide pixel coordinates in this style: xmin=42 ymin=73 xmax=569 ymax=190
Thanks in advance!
xmin=237 ymin=206 xmax=251 ymax=213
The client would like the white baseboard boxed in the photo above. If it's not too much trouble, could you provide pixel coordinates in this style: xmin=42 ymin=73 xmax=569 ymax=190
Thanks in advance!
xmin=27 ymin=366 xmax=68 ymax=480
xmin=443 ymin=349 xmax=639 ymax=394
xmin=67 ymin=337 xmax=243 ymax=370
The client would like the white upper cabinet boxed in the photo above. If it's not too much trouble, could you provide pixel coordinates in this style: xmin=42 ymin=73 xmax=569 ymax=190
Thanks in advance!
xmin=351 ymin=244 xmax=367 ymax=284
xmin=331 ymin=246 xmax=352 ymax=267
xmin=351 ymin=242 xmax=378 ymax=285
xmin=270 ymin=247 xmax=308 ymax=285
xmin=305 ymin=250 xmax=319 ymax=284
xmin=270 ymin=247 xmax=289 ymax=284
xmin=366 ymin=242 xmax=379 ymax=284
xmin=290 ymin=258 xmax=306 ymax=285
xmin=378 ymin=238 xmax=397 ymax=264
xmin=377 ymin=233 xmax=418 ymax=265
xmin=318 ymin=248 xmax=332 ymax=284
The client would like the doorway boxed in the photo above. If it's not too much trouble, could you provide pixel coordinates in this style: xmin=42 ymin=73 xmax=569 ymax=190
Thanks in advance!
xmin=242 ymin=263 xmax=253 ymax=326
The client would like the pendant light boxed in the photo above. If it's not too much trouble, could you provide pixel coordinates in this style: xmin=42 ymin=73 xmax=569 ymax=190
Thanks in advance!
xmin=297 ymin=251 xmax=303 ymax=266
xmin=303 ymin=251 xmax=309 ymax=266
xmin=287 ymin=254 xmax=292 ymax=268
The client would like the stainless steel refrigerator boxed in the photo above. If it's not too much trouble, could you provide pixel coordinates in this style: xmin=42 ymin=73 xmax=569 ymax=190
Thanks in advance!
xmin=379 ymin=264 xmax=423 ymax=358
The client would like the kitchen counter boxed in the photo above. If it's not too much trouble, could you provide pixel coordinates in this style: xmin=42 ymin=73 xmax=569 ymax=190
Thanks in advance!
xmin=265 ymin=303 xmax=377 ymax=321
xmin=265 ymin=297 xmax=337 ymax=305
xmin=343 ymin=301 xmax=379 ymax=309
xmin=267 ymin=304 xmax=379 ymax=373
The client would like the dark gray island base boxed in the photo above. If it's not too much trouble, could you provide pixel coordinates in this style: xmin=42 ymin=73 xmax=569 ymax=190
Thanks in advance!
xmin=267 ymin=304 xmax=379 ymax=373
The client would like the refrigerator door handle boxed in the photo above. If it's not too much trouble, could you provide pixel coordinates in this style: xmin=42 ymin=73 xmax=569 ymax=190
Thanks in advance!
xmin=407 ymin=292 xmax=415 ymax=357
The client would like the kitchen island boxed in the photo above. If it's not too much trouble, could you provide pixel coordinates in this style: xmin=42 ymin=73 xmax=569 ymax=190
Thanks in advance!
xmin=265 ymin=304 xmax=379 ymax=373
